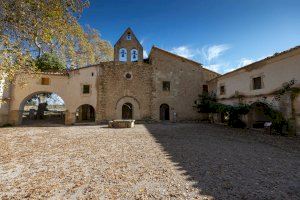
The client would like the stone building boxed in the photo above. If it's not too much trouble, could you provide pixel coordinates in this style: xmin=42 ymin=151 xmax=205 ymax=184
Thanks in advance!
xmin=0 ymin=28 xmax=219 ymax=125
xmin=208 ymin=46 xmax=300 ymax=135
xmin=2 ymin=28 xmax=298 ymax=134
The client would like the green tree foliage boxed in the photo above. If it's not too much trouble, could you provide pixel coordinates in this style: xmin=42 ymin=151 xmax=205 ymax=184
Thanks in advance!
xmin=35 ymin=53 xmax=65 ymax=71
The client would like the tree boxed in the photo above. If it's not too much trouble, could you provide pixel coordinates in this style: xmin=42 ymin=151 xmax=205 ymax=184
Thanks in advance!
xmin=84 ymin=25 xmax=113 ymax=62
xmin=35 ymin=53 xmax=66 ymax=71
xmin=0 ymin=0 xmax=113 ymax=84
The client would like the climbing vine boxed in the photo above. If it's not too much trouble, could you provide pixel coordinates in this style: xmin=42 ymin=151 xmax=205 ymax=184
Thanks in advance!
xmin=194 ymin=92 xmax=250 ymax=128
xmin=195 ymin=79 xmax=299 ymax=134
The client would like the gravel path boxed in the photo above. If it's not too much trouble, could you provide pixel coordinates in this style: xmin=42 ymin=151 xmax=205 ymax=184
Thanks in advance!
xmin=0 ymin=123 xmax=299 ymax=199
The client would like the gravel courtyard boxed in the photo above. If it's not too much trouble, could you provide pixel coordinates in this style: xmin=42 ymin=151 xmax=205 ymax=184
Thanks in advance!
xmin=0 ymin=123 xmax=299 ymax=199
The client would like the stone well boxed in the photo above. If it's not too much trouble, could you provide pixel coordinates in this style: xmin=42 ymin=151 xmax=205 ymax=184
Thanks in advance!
xmin=108 ymin=120 xmax=135 ymax=128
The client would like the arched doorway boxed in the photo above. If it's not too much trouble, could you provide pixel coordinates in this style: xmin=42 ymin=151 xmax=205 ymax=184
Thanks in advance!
xmin=20 ymin=92 xmax=66 ymax=125
xmin=116 ymin=96 xmax=140 ymax=120
xmin=76 ymin=104 xmax=95 ymax=122
xmin=160 ymin=104 xmax=170 ymax=121
xmin=122 ymin=103 xmax=133 ymax=119
xmin=249 ymin=102 xmax=272 ymax=128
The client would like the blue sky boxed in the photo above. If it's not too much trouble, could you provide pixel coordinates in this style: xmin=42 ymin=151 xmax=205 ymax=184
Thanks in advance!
xmin=80 ymin=0 xmax=300 ymax=74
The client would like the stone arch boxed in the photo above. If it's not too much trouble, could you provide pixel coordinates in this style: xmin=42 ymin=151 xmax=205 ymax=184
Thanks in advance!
xmin=248 ymin=102 xmax=272 ymax=128
xmin=75 ymin=104 xmax=95 ymax=123
xmin=160 ymin=104 xmax=170 ymax=121
xmin=17 ymin=91 xmax=67 ymax=125
xmin=115 ymin=96 xmax=140 ymax=119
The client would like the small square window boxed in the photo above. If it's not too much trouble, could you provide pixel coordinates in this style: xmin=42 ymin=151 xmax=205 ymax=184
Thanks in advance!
xmin=253 ymin=77 xmax=262 ymax=90
xmin=220 ymin=85 xmax=225 ymax=95
xmin=83 ymin=85 xmax=90 ymax=94
xmin=163 ymin=81 xmax=170 ymax=91
xmin=203 ymin=85 xmax=208 ymax=93
xmin=41 ymin=77 xmax=50 ymax=85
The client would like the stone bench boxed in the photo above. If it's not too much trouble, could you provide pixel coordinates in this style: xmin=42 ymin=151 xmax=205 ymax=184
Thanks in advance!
xmin=108 ymin=120 xmax=135 ymax=128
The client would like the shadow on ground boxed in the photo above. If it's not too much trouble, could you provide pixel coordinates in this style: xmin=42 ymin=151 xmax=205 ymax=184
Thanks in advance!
xmin=144 ymin=123 xmax=300 ymax=199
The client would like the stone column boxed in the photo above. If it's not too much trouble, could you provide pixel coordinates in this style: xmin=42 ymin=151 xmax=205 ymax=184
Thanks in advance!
xmin=8 ymin=110 xmax=22 ymax=125
xmin=65 ymin=110 xmax=76 ymax=125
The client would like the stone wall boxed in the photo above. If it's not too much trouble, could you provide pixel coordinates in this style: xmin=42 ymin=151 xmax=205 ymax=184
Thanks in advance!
xmin=114 ymin=28 xmax=143 ymax=63
xmin=7 ymin=67 xmax=98 ymax=125
xmin=149 ymin=47 xmax=206 ymax=121
xmin=0 ymin=78 xmax=10 ymax=126
xmin=294 ymin=94 xmax=300 ymax=135
xmin=96 ymin=62 xmax=153 ymax=122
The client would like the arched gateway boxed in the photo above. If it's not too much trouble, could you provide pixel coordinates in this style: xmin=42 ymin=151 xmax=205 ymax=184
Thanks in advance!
xmin=76 ymin=104 xmax=95 ymax=122
xmin=20 ymin=92 xmax=66 ymax=125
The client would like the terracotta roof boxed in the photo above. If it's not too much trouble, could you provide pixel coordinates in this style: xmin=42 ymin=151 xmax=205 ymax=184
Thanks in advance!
xmin=35 ymin=71 xmax=68 ymax=76
xmin=68 ymin=62 xmax=110 ymax=71
xmin=202 ymin=67 xmax=221 ymax=76
xmin=149 ymin=46 xmax=203 ymax=67
xmin=210 ymin=45 xmax=300 ymax=81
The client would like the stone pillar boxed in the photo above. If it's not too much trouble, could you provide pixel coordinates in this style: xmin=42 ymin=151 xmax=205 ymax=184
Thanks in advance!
xmin=65 ymin=110 xmax=76 ymax=125
xmin=296 ymin=115 xmax=300 ymax=136
xmin=95 ymin=113 xmax=102 ymax=124
xmin=279 ymin=92 xmax=293 ymax=119
xmin=8 ymin=110 xmax=22 ymax=125
xmin=242 ymin=114 xmax=252 ymax=128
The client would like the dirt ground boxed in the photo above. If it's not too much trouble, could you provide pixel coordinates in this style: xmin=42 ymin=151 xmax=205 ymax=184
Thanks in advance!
xmin=0 ymin=123 xmax=299 ymax=199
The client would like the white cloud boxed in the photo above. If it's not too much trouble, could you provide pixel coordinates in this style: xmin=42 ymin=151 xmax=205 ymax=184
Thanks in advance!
xmin=143 ymin=50 xmax=148 ymax=58
xmin=201 ymin=44 xmax=231 ymax=62
xmin=205 ymin=64 xmax=222 ymax=72
xmin=171 ymin=46 xmax=195 ymax=59
xmin=169 ymin=44 xmax=232 ymax=74
xmin=238 ymin=58 xmax=254 ymax=67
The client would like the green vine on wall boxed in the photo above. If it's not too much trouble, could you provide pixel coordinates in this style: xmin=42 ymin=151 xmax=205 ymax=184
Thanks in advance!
xmin=195 ymin=79 xmax=299 ymax=134
xmin=194 ymin=92 xmax=250 ymax=128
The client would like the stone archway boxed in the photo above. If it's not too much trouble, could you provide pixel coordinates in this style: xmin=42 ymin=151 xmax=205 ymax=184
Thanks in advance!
xmin=76 ymin=104 xmax=95 ymax=123
xmin=160 ymin=104 xmax=170 ymax=121
xmin=248 ymin=102 xmax=272 ymax=128
xmin=18 ymin=91 xmax=66 ymax=125
xmin=116 ymin=96 xmax=140 ymax=120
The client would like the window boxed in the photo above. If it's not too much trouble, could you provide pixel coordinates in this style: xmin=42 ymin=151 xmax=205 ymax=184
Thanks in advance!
xmin=126 ymin=32 xmax=131 ymax=40
xmin=163 ymin=81 xmax=170 ymax=91
xmin=83 ymin=85 xmax=90 ymax=94
xmin=41 ymin=77 xmax=50 ymax=85
xmin=220 ymin=85 xmax=225 ymax=95
xmin=119 ymin=48 xmax=127 ymax=62
xmin=253 ymin=77 xmax=262 ymax=90
xmin=125 ymin=72 xmax=132 ymax=80
xmin=203 ymin=85 xmax=208 ymax=93
xmin=131 ymin=49 xmax=138 ymax=62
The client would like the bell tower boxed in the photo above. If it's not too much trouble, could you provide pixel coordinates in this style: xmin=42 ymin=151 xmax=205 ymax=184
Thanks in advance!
xmin=114 ymin=28 xmax=143 ymax=63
